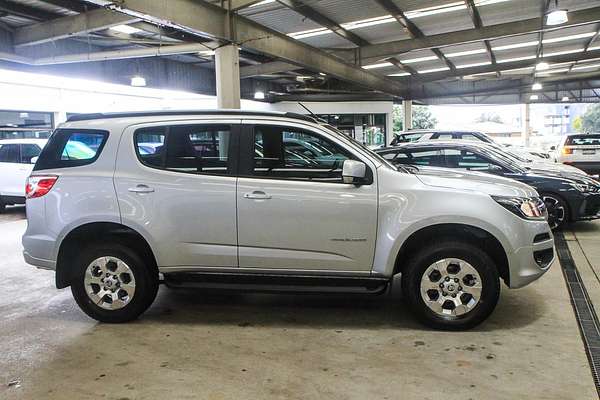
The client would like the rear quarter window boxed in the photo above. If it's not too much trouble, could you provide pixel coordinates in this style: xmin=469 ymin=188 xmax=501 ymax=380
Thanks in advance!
xmin=34 ymin=129 xmax=108 ymax=171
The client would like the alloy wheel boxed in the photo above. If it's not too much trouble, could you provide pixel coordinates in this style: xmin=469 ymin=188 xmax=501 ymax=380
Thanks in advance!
xmin=84 ymin=256 xmax=136 ymax=310
xmin=542 ymin=195 xmax=566 ymax=230
xmin=420 ymin=258 xmax=482 ymax=317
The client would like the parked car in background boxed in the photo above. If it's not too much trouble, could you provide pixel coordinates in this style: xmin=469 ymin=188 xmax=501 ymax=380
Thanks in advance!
xmin=377 ymin=141 xmax=600 ymax=230
xmin=23 ymin=110 xmax=554 ymax=330
xmin=0 ymin=138 xmax=47 ymax=212
xmin=391 ymin=130 xmax=551 ymax=161
xmin=552 ymin=133 xmax=600 ymax=177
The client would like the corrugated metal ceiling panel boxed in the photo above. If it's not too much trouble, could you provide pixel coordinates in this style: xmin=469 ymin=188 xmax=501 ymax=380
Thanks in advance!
xmin=14 ymin=0 xmax=74 ymax=16
xmin=479 ymin=0 xmax=543 ymax=26
xmin=245 ymin=7 xmax=322 ymax=34
xmin=297 ymin=33 xmax=356 ymax=48
xmin=353 ymin=22 xmax=410 ymax=44
xmin=411 ymin=10 xmax=475 ymax=36
xmin=308 ymin=0 xmax=388 ymax=25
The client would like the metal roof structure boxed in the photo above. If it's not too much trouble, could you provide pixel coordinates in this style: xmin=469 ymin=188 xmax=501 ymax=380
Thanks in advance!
xmin=0 ymin=0 xmax=600 ymax=104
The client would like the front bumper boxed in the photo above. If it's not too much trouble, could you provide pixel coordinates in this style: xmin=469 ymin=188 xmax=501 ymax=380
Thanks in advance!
xmin=573 ymin=192 xmax=600 ymax=221
xmin=507 ymin=223 xmax=555 ymax=289
xmin=563 ymin=161 xmax=600 ymax=176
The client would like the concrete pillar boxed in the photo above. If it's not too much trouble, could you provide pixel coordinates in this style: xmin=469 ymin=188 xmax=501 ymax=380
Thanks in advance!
xmin=52 ymin=111 xmax=67 ymax=128
xmin=521 ymin=103 xmax=530 ymax=147
xmin=215 ymin=44 xmax=241 ymax=109
xmin=403 ymin=100 xmax=412 ymax=131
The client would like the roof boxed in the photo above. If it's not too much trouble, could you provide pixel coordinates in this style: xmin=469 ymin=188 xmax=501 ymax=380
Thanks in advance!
xmin=66 ymin=110 xmax=320 ymax=123
xmin=0 ymin=138 xmax=48 ymax=145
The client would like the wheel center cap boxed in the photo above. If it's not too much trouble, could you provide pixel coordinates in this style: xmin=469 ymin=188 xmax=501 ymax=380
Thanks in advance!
xmin=443 ymin=281 xmax=459 ymax=294
xmin=105 ymin=277 xmax=116 ymax=289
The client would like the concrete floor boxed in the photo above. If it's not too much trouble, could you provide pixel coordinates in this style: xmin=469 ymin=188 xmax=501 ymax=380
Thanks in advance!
xmin=0 ymin=206 xmax=597 ymax=400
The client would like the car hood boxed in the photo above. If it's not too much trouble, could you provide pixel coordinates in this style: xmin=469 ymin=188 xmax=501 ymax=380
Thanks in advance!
xmin=525 ymin=167 xmax=600 ymax=186
xmin=526 ymin=160 xmax=587 ymax=176
xmin=412 ymin=166 xmax=538 ymax=198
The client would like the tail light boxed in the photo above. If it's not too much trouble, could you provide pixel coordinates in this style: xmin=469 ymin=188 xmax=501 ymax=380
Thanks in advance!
xmin=562 ymin=147 xmax=573 ymax=155
xmin=26 ymin=175 xmax=58 ymax=199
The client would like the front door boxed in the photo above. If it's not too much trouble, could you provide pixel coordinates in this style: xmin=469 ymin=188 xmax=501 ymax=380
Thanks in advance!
xmin=236 ymin=122 xmax=378 ymax=272
xmin=114 ymin=120 xmax=240 ymax=270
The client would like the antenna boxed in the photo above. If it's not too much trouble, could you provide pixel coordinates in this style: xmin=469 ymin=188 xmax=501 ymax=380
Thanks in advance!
xmin=298 ymin=102 xmax=317 ymax=118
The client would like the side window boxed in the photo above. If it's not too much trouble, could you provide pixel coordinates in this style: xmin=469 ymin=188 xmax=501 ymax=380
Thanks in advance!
xmin=443 ymin=149 xmax=501 ymax=171
xmin=394 ymin=149 xmax=443 ymax=167
xmin=253 ymin=125 xmax=351 ymax=182
xmin=435 ymin=134 xmax=453 ymax=140
xmin=460 ymin=134 xmax=481 ymax=142
xmin=34 ymin=129 xmax=108 ymax=171
xmin=20 ymin=144 xmax=41 ymax=164
xmin=135 ymin=125 xmax=231 ymax=175
xmin=0 ymin=144 xmax=19 ymax=163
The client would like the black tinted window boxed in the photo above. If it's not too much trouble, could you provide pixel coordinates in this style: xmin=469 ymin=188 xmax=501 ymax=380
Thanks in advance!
xmin=135 ymin=125 xmax=231 ymax=175
xmin=565 ymin=134 xmax=600 ymax=146
xmin=253 ymin=125 xmax=351 ymax=182
xmin=0 ymin=144 xmax=19 ymax=163
xmin=443 ymin=149 xmax=501 ymax=171
xmin=392 ymin=149 xmax=443 ymax=167
xmin=34 ymin=129 xmax=108 ymax=171
xmin=20 ymin=144 xmax=41 ymax=164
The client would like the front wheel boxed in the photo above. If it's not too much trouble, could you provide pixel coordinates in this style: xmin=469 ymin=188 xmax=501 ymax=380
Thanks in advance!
xmin=71 ymin=243 xmax=159 ymax=323
xmin=541 ymin=193 xmax=568 ymax=230
xmin=401 ymin=240 xmax=500 ymax=330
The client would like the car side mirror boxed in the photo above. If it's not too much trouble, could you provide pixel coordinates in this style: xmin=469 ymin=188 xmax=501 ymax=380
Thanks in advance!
xmin=342 ymin=160 xmax=367 ymax=185
xmin=549 ymin=146 xmax=556 ymax=151
xmin=30 ymin=156 xmax=39 ymax=164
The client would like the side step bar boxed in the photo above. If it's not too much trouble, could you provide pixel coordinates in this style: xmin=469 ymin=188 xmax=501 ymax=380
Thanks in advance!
xmin=163 ymin=272 xmax=390 ymax=295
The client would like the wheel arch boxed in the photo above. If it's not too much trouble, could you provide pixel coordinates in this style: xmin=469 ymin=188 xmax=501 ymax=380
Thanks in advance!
xmin=55 ymin=222 xmax=158 ymax=289
xmin=393 ymin=223 xmax=510 ymax=286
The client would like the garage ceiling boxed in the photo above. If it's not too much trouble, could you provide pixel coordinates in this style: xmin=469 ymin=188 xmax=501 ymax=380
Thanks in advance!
xmin=0 ymin=0 xmax=600 ymax=104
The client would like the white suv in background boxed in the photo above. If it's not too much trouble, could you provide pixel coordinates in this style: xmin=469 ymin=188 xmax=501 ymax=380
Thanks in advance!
xmin=552 ymin=133 xmax=600 ymax=177
xmin=0 ymin=138 xmax=47 ymax=212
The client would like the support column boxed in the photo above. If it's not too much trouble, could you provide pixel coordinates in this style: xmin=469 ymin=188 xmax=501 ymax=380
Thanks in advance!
xmin=403 ymin=100 xmax=412 ymax=131
xmin=521 ymin=103 xmax=530 ymax=147
xmin=215 ymin=44 xmax=241 ymax=109
xmin=52 ymin=111 xmax=67 ymax=128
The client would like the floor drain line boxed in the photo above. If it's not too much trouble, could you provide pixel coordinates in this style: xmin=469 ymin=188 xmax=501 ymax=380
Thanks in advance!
xmin=555 ymin=232 xmax=600 ymax=397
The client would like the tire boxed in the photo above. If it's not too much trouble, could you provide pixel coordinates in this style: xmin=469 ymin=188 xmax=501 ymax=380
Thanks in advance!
xmin=71 ymin=242 xmax=159 ymax=323
xmin=401 ymin=240 xmax=500 ymax=331
xmin=0 ymin=198 xmax=5 ymax=214
xmin=541 ymin=193 xmax=569 ymax=231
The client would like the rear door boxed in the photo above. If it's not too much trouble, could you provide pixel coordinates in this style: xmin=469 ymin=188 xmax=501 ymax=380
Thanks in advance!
xmin=114 ymin=120 xmax=240 ymax=270
xmin=236 ymin=121 xmax=378 ymax=272
xmin=0 ymin=144 xmax=26 ymax=197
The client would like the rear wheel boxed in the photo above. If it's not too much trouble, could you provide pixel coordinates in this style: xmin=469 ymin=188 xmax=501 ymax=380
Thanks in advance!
xmin=71 ymin=243 xmax=158 ymax=323
xmin=541 ymin=193 xmax=568 ymax=230
xmin=401 ymin=240 xmax=500 ymax=330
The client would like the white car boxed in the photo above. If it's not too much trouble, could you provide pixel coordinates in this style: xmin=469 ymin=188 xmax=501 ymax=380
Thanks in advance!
xmin=0 ymin=138 xmax=48 ymax=212
xmin=552 ymin=133 xmax=600 ymax=177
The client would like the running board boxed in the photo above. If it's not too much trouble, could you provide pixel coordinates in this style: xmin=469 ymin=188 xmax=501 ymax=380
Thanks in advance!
xmin=163 ymin=272 xmax=390 ymax=295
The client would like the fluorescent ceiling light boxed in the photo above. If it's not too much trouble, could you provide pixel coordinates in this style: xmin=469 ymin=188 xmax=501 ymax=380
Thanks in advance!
xmin=544 ymin=31 xmax=596 ymax=44
xmin=536 ymin=61 xmax=550 ymax=71
xmin=387 ymin=72 xmax=411 ymax=76
xmin=362 ymin=62 xmax=393 ymax=69
xmin=250 ymin=0 xmax=275 ymax=7
xmin=446 ymin=49 xmax=487 ymax=58
xmin=288 ymin=28 xmax=331 ymax=39
xmin=544 ymin=48 xmax=584 ymax=57
xmin=110 ymin=25 xmax=143 ymax=35
xmin=254 ymin=90 xmax=265 ymax=100
xmin=405 ymin=2 xmax=467 ymax=19
xmin=562 ymin=96 xmax=569 ymax=102
xmin=530 ymin=94 xmax=539 ymax=100
xmin=456 ymin=61 xmax=492 ymax=68
xmin=532 ymin=82 xmax=542 ymax=90
xmin=198 ymin=50 xmax=215 ymax=56
xmin=497 ymin=55 xmax=536 ymax=63
xmin=319 ymin=72 xmax=327 ymax=76
xmin=546 ymin=9 xmax=568 ymax=26
xmin=492 ymin=40 xmax=538 ymax=51
xmin=536 ymin=68 xmax=570 ymax=74
xmin=342 ymin=15 xmax=395 ymax=30
xmin=418 ymin=67 xmax=451 ymax=74
xmin=130 ymin=76 xmax=146 ymax=87
xmin=400 ymin=55 xmax=439 ymax=64
xmin=571 ymin=63 xmax=600 ymax=71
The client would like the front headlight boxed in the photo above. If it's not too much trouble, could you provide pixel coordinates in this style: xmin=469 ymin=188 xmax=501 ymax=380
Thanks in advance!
xmin=571 ymin=183 xmax=599 ymax=193
xmin=492 ymin=196 xmax=546 ymax=220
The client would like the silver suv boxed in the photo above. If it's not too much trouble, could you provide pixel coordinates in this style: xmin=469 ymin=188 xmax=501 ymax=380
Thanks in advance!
xmin=22 ymin=111 xmax=554 ymax=330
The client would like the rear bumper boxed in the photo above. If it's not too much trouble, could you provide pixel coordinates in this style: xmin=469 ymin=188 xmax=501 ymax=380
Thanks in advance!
xmin=23 ymin=250 xmax=56 ymax=270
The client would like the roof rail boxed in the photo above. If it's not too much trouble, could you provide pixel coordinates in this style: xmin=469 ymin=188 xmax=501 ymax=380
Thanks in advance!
xmin=66 ymin=110 xmax=320 ymax=123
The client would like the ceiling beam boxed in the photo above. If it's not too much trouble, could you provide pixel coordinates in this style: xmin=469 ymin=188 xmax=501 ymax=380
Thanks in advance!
xmin=372 ymin=0 xmax=456 ymax=72
xmin=465 ymin=0 xmax=498 ymax=77
xmin=38 ymin=0 xmax=92 ymax=13
xmin=336 ymin=6 xmax=600 ymax=65
xmin=0 ymin=0 xmax=61 ymax=21
xmin=275 ymin=0 xmax=369 ymax=47
xmin=393 ymin=49 xmax=600 ymax=83
xmin=230 ymin=0 xmax=265 ymax=11
xmin=13 ymin=8 xmax=139 ymax=47
xmin=240 ymin=60 xmax=300 ymax=78
xmin=94 ymin=0 xmax=406 ymax=97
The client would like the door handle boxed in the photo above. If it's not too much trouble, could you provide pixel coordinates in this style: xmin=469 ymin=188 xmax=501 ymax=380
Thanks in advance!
xmin=128 ymin=184 xmax=155 ymax=194
xmin=243 ymin=190 xmax=271 ymax=200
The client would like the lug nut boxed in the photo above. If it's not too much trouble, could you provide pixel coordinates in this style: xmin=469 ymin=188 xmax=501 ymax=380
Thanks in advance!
xmin=445 ymin=277 xmax=450 ymax=281
xmin=442 ymin=292 xmax=447 ymax=296
xmin=458 ymin=286 xmax=463 ymax=291
xmin=451 ymin=294 xmax=456 ymax=298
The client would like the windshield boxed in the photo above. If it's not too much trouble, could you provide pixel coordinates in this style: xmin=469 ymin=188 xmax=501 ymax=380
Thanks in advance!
xmin=477 ymin=146 xmax=527 ymax=174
